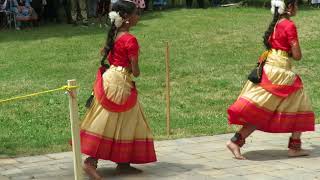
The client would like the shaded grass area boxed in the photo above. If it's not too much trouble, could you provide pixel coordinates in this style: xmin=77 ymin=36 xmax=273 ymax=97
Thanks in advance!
xmin=0 ymin=8 xmax=319 ymax=156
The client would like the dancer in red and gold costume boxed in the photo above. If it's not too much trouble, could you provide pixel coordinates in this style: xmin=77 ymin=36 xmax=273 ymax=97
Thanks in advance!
xmin=80 ymin=1 xmax=156 ymax=179
xmin=227 ymin=0 xmax=315 ymax=160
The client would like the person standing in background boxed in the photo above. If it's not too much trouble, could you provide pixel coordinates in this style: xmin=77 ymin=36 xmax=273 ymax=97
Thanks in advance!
xmin=132 ymin=0 xmax=145 ymax=13
xmin=97 ymin=0 xmax=110 ymax=27
xmin=43 ymin=0 xmax=60 ymax=23
xmin=31 ymin=0 xmax=44 ymax=23
xmin=212 ymin=0 xmax=219 ymax=7
xmin=186 ymin=0 xmax=192 ymax=8
xmin=60 ymin=0 xmax=73 ymax=24
xmin=186 ymin=0 xmax=209 ymax=9
xmin=71 ymin=0 xmax=88 ymax=25
xmin=88 ymin=0 xmax=99 ymax=18
xmin=311 ymin=0 xmax=320 ymax=7
xmin=153 ymin=0 xmax=167 ymax=10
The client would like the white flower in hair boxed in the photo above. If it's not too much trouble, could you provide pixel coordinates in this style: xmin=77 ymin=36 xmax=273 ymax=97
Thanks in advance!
xmin=271 ymin=0 xmax=286 ymax=15
xmin=109 ymin=11 xmax=124 ymax=28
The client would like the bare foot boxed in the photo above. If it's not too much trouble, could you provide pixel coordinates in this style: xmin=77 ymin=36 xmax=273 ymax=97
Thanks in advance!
xmin=226 ymin=140 xmax=246 ymax=160
xmin=115 ymin=164 xmax=143 ymax=175
xmin=83 ymin=163 xmax=102 ymax=180
xmin=288 ymin=149 xmax=310 ymax=157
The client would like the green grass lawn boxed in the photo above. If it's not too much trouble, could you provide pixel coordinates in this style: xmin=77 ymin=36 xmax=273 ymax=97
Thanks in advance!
xmin=0 ymin=7 xmax=319 ymax=157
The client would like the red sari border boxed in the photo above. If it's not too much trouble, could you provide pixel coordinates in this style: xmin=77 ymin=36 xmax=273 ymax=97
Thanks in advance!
xmin=260 ymin=69 xmax=303 ymax=98
xmin=94 ymin=67 xmax=138 ymax=112
xmin=227 ymin=97 xmax=315 ymax=133
xmin=80 ymin=130 xmax=157 ymax=164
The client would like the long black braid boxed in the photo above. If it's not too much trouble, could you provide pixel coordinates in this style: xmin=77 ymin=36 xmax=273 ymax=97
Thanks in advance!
xmin=263 ymin=7 xmax=280 ymax=49
xmin=263 ymin=0 xmax=297 ymax=49
xmin=100 ymin=22 xmax=117 ymax=68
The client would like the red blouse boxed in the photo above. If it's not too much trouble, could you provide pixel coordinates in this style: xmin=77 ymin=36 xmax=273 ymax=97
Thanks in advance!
xmin=108 ymin=33 xmax=139 ymax=67
xmin=268 ymin=19 xmax=299 ymax=52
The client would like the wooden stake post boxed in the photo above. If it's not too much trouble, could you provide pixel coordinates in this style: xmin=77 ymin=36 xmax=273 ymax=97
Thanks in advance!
xmin=165 ymin=42 xmax=171 ymax=136
xmin=67 ymin=79 xmax=83 ymax=180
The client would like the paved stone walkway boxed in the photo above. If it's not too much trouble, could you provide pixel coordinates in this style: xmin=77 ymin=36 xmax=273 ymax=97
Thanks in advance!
xmin=1 ymin=125 xmax=319 ymax=180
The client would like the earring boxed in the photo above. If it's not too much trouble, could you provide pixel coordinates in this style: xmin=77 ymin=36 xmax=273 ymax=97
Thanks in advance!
xmin=287 ymin=11 xmax=292 ymax=15
xmin=125 ymin=20 xmax=130 ymax=24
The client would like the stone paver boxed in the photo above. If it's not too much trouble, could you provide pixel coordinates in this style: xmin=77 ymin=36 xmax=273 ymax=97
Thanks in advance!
xmin=0 ymin=175 xmax=9 ymax=180
xmin=0 ymin=125 xmax=319 ymax=180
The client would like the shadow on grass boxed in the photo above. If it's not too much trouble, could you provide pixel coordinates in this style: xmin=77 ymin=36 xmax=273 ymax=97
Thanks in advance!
xmin=97 ymin=162 xmax=203 ymax=178
xmin=243 ymin=144 xmax=320 ymax=161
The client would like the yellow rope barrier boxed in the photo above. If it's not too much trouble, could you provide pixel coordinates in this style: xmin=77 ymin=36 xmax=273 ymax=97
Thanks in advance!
xmin=0 ymin=85 xmax=79 ymax=104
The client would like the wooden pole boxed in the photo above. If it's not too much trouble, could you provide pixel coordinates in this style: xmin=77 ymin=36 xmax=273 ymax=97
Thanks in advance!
xmin=67 ymin=80 xmax=83 ymax=180
xmin=165 ymin=42 xmax=171 ymax=136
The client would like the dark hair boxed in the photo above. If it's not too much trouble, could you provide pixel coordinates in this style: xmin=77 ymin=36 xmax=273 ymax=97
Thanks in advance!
xmin=263 ymin=0 xmax=297 ymax=49
xmin=101 ymin=0 xmax=136 ymax=67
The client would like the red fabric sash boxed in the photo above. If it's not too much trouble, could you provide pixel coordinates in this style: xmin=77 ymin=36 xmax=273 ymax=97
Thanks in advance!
xmin=94 ymin=67 xmax=138 ymax=112
xmin=260 ymin=70 xmax=303 ymax=98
